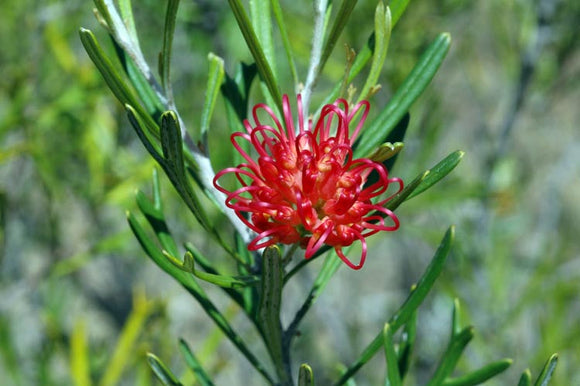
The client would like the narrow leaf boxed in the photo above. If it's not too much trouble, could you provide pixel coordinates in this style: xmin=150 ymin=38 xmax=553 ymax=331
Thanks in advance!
xmin=334 ymin=226 xmax=454 ymax=385
xmin=271 ymin=0 xmax=298 ymax=85
xmin=116 ymin=40 xmax=165 ymax=119
xmin=135 ymin=190 xmax=179 ymax=257
xmin=127 ymin=213 xmax=275 ymax=384
xmin=160 ymin=0 xmax=180 ymax=94
xmin=201 ymin=54 xmax=225 ymax=146
xmin=451 ymin=298 xmax=462 ymax=337
xmin=79 ymin=29 xmax=141 ymax=114
xmin=125 ymin=105 xmax=163 ymax=160
xmin=354 ymin=33 xmax=451 ymax=158
xmin=227 ymin=0 xmax=282 ymax=110
xmin=299 ymin=364 xmax=315 ymax=386
xmin=71 ymin=320 xmax=92 ymax=386
xmin=250 ymin=0 xmax=277 ymax=81
xmin=391 ymin=225 xmax=454 ymax=331
xmin=159 ymin=111 xmax=212 ymax=230
xmin=442 ymin=358 xmax=512 ymax=386
xmin=383 ymin=324 xmax=402 ymax=386
xmin=147 ymin=353 xmax=182 ymax=386
xmin=185 ymin=242 xmax=250 ymax=311
xmin=534 ymin=354 xmax=558 ymax=386
xmin=160 ymin=111 xmax=186 ymax=178
xmin=117 ymin=0 xmax=139 ymax=43
xmin=221 ymin=62 xmax=258 ymax=129
xmin=389 ymin=0 xmax=412 ymax=26
xmin=184 ymin=251 xmax=259 ymax=289
xmin=178 ymin=339 xmax=215 ymax=386
xmin=518 ymin=369 xmax=532 ymax=386
xmin=101 ymin=291 xmax=155 ymax=386
xmin=319 ymin=0 xmax=358 ymax=73
xmin=397 ymin=309 xmax=417 ymax=380
xmin=385 ymin=170 xmax=429 ymax=212
xmin=426 ymin=327 xmax=475 ymax=386
xmin=407 ymin=150 xmax=464 ymax=199
xmin=319 ymin=0 xmax=411 ymax=109
xmin=80 ymin=28 xmax=162 ymax=134
xmin=358 ymin=3 xmax=391 ymax=103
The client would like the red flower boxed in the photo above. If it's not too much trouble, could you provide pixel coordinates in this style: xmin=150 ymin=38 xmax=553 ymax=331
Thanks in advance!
xmin=214 ymin=95 xmax=402 ymax=269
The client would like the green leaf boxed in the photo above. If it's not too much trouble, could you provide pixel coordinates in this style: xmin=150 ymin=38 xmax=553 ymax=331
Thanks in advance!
xmin=201 ymin=54 xmax=225 ymax=147
xmin=250 ymin=0 xmax=276 ymax=81
xmin=178 ymin=339 xmax=216 ymax=386
xmin=426 ymin=327 xmax=475 ymax=386
xmin=71 ymin=321 xmax=91 ymax=386
xmin=442 ymin=358 xmax=512 ymax=386
xmin=127 ymin=213 xmax=274 ymax=384
xmin=299 ymin=364 xmax=315 ymax=386
xmin=358 ymin=3 xmax=391 ymax=103
xmin=385 ymin=170 xmax=430 ymax=211
xmin=117 ymin=0 xmax=140 ymax=43
xmin=180 ymin=251 xmax=259 ymax=289
xmin=159 ymin=111 xmax=212 ymax=230
xmin=389 ymin=0 xmax=412 ymax=26
xmin=391 ymin=226 xmax=454 ymax=329
xmin=125 ymin=105 xmax=163 ymax=158
xmin=258 ymin=246 xmax=288 ymax=384
xmin=271 ymin=0 xmax=298 ymax=86
xmin=334 ymin=226 xmax=454 ymax=385
xmin=101 ymin=291 xmax=155 ymax=386
xmin=397 ymin=309 xmax=417 ymax=380
xmin=79 ymin=28 xmax=156 ymax=132
xmin=518 ymin=369 xmax=532 ymax=386
xmin=147 ymin=353 xmax=183 ymax=386
xmin=319 ymin=0 xmax=412 ymax=109
xmin=383 ymin=324 xmax=402 ymax=386
xmin=451 ymin=298 xmax=462 ymax=336
xmin=184 ymin=242 xmax=250 ymax=311
xmin=319 ymin=0 xmax=358 ymax=74
xmin=534 ymin=354 xmax=558 ymax=386
xmin=226 ymin=0 xmax=282 ymax=111
xmin=135 ymin=189 xmax=179 ymax=258
xmin=407 ymin=150 xmax=464 ymax=199
xmin=135 ymin=174 xmax=253 ymax=305
xmin=111 ymin=1 xmax=166 ymax=117
xmin=354 ymin=33 xmax=451 ymax=158
xmin=160 ymin=0 xmax=180 ymax=94
xmin=222 ymin=62 xmax=258 ymax=130
xmin=117 ymin=42 xmax=165 ymax=120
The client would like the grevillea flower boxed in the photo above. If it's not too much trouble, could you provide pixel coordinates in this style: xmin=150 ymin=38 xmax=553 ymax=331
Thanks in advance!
xmin=214 ymin=95 xmax=403 ymax=269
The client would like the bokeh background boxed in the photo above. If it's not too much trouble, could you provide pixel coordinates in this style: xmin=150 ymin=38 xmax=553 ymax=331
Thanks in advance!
xmin=1 ymin=0 xmax=578 ymax=385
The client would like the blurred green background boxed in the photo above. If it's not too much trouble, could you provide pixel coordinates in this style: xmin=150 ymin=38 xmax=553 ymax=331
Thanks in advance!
xmin=1 ymin=0 xmax=578 ymax=385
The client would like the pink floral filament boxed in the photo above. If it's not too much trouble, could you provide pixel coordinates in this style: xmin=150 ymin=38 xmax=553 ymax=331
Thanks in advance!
xmin=214 ymin=95 xmax=403 ymax=269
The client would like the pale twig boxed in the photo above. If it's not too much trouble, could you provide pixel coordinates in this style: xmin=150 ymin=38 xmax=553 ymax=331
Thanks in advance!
xmin=300 ymin=0 xmax=329 ymax=124
xmin=98 ymin=0 xmax=253 ymax=243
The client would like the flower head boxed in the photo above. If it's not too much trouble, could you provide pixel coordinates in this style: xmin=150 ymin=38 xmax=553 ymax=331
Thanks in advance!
xmin=214 ymin=95 xmax=402 ymax=269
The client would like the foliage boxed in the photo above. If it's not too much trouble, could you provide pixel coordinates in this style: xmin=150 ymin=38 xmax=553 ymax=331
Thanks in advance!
xmin=0 ymin=0 xmax=578 ymax=385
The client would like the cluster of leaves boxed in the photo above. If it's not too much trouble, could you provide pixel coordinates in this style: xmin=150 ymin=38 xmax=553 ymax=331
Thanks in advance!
xmin=74 ymin=0 xmax=564 ymax=385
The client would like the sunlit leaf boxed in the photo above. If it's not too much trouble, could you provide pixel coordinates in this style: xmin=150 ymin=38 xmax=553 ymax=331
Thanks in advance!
xmin=354 ymin=33 xmax=451 ymax=158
